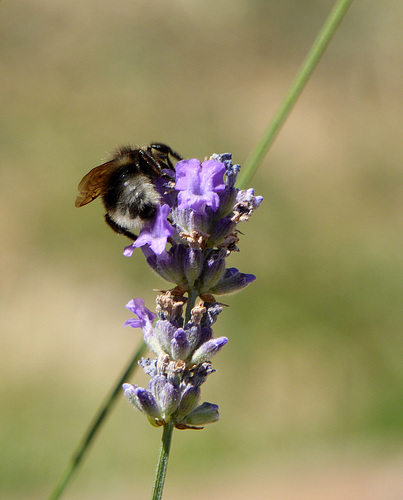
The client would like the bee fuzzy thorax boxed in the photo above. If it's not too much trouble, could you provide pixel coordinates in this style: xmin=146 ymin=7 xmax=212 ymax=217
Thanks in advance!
xmin=105 ymin=174 xmax=161 ymax=228
xmin=75 ymin=142 xmax=182 ymax=240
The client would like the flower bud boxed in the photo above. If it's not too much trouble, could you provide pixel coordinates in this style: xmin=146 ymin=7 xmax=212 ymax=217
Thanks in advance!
xmin=170 ymin=329 xmax=191 ymax=361
xmin=198 ymin=257 xmax=226 ymax=293
xmin=175 ymin=385 xmax=201 ymax=421
xmin=149 ymin=376 xmax=181 ymax=421
xmin=179 ymin=402 xmax=219 ymax=427
xmin=123 ymin=383 xmax=163 ymax=426
xmin=209 ymin=268 xmax=256 ymax=295
xmin=190 ymin=337 xmax=228 ymax=364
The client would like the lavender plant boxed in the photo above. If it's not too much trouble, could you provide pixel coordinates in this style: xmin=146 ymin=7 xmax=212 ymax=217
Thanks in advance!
xmin=120 ymin=154 xmax=262 ymax=497
xmin=121 ymin=155 xmax=261 ymax=429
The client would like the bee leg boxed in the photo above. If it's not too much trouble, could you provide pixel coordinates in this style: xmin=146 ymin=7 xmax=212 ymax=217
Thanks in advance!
xmin=104 ymin=214 xmax=137 ymax=241
xmin=139 ymin=148 xmax=166 ymax=177
xmin=140 ymin=144 xmax=183 ymax=172
xmin=149 ymin=143 xmax=183 ymax=168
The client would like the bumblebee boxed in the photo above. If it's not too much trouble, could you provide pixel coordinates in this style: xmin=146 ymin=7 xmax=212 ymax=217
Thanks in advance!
xmin=75 ymin=143 xmax=182 ymax=240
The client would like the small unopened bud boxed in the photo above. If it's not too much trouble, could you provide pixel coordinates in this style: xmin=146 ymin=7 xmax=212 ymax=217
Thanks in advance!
xmin=180 ymin=402 xmax=219 ymax=427
xmin=191 ymin=337 xmax=228 ymax=365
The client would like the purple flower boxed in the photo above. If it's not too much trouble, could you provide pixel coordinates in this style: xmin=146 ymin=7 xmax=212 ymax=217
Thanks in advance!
xmin=124 ymin=299 xmax=157 ymax=338
xmin=124 ymin=204 xmax=174 ymax=257
xmin=175 ymin=159 xmax=226 ymax=214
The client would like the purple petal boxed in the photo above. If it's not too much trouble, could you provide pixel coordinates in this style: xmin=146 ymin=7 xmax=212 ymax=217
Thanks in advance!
xmin=125 ymin=204 xmax=174 ymax=256
xmin=124 ymin=298 xmax=157 ymax=332
xmin=175 ymin=159 xmax=203 ymax=192
xmin=123 ymin=244 xmax=135 ymax=257
xmin=175 ymin=159 xmax=226 ymax=214
xmin=199 ymin=160 xmax=226 ymax=192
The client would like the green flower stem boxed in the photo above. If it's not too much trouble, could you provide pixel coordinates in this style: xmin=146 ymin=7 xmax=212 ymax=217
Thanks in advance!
xmin=185 ymin=289 xmax=199 ymax=324
xmin=151 ymin=421 xmax=175 ymax=500
xmin=238 ymin=0 xmax=354 ymax=189
xmin=49 ymin=340 xmax=148 ymax=500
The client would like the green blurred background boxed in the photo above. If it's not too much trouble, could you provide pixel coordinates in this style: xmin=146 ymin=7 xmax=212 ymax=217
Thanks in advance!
xmin=1 ymin=1 xmax=402 ymax=498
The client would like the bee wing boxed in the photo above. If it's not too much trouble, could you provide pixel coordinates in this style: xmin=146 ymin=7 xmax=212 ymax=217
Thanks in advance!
xmin=75 ymin=160 xmax=119 ymax=207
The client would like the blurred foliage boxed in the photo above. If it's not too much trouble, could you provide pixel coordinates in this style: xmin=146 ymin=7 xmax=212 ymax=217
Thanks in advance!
xmin=1 ymin=0 xmax=403 ymax=498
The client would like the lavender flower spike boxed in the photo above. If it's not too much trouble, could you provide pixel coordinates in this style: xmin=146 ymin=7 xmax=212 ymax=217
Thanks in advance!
xmin=123 ymin=297 xmax=227 ymax=429
xmin=122 ymin=151 xmax=262 ymax=301
xmin=122 ymin=150 xmax=262 ymax=431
